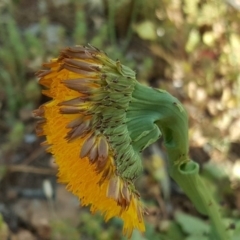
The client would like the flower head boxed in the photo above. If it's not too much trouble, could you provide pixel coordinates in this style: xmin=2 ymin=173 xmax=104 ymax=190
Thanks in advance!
xmin=33 ymin=45 xmax=152 ymax=237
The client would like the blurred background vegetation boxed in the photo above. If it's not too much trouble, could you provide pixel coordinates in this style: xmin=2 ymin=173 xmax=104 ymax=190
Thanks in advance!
xmin=0 ymin=0 xmax=240 ymax=239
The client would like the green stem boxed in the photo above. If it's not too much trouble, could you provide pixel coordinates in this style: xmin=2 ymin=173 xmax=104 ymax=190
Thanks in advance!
xmin=122 ymin=0 xmax=141 ymax=52
xmin=107 ymin=0 xmax=117 ymax=45
xmin=130 ymin=82 xmax=230 ymax=240
xmin=171 ymin=161 xmax=228 ymax=240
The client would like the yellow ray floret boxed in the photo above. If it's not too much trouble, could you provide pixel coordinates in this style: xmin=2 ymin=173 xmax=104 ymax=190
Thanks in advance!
xmin=34 ymin=46 xmax=145 ymax=238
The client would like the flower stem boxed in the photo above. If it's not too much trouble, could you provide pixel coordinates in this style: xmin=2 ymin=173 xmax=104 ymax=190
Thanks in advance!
xmin=130 ymin=82 xmax=230 ymax=240
xmin=170 ymin=161 xmax=229 ymax=240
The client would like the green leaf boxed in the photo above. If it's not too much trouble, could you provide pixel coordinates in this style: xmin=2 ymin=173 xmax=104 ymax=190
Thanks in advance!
xmin=163 ymin=221 xmax=185 ymax=240
xmin=202 ymin=161 xmax=228 ymax=180
xmin=131 ymin=230 xmax=148 ymax=240
xmin=133 ymin=21 xmax=157 ymax=41
xmin=186 ymin=235 xmax=208 ymax=240
xmin=186 ymin=29 xmax=200 ymax=53
xmin=175 ymin=211 xmax=210 ymax=236
xmin=230 ymin=220 xmax=240 ymax=240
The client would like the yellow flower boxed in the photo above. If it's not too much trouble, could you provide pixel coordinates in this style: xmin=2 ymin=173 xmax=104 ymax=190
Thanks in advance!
xmin=34 ymin=45 xmax=146 ymax=237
